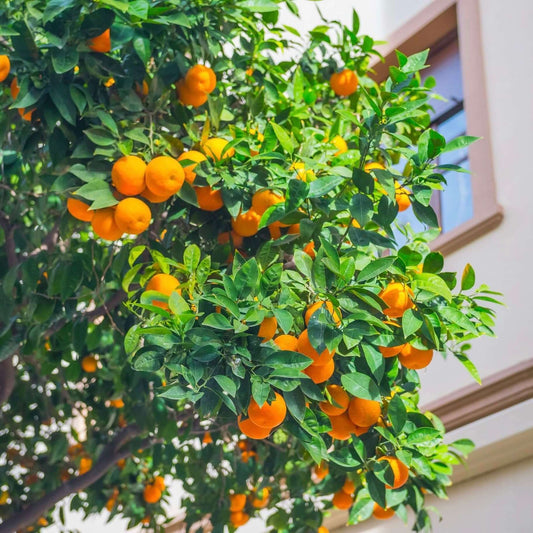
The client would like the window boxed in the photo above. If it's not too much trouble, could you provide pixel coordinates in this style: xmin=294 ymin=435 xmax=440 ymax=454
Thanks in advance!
xmin=372 ymin=0 xmax=502 ymax=254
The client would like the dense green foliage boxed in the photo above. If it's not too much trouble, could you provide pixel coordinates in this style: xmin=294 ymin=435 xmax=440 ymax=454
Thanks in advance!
xmin=0 ymin=1 xmax=501 ymax=532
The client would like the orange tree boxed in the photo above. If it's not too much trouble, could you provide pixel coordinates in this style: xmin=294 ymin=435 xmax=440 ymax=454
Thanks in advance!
xmin=0 ymin=1 xmax=502 ymax=532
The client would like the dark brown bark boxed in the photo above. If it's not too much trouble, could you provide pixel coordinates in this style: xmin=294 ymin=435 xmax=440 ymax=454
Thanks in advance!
xmin=0 ymin=425 xmax=157 ymax=533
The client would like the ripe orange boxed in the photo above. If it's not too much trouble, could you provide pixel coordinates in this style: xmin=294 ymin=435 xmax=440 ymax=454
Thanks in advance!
xmin=237 ymin=416 xmax=271 ymax=440
xmin=153 ymin=476 xmax=165 ymax=491
xmin=342 ymin=478 xmax=355 ymax=495
xmin=230 ymin=511 xmax=250 ymax=527
xmin=141 ymin=188 xmax=172 ymax=203
xmin=313 ymin=462 xmax=329 ymax=480
xmin=373 ymin=503 xmax=395 ymax=520
xmin=251 ymin=189 xmax=285 ymax=215
xmin=88 ymin=29 xmax=111 ymax=53
xmin=203 ymin=138 xmax=235 ymax=161
xmin=195 ymin=186 xmax=224 ymax=211
xmin=91 ymin=207 xmax=123 ymax=241
xmin=109 ymin=398 xmax=124 ymax=408
xmin=229 ymin=493 xmax=246 ymax=512
xmin=114 ymin=198 xmax=151 ymax=235
xmin=217 ymin=231 xmax=244 ymax=248
xmin=146 ymin=273 xmax=181 ymax=309
xmin=287 ymin=224 xmax=300 ymax=235
xmin=305 ymin=301 xmax=341 ymax=326
xmin=332 ymin=489 xmax=353 ymax=509
xmin=395 ymin=182 xmax=411 ymax=211
xmin=273 ymin=334 xmax=298 ymax=351
xmin=364 ymin=161 xmax=385 ymax=172
xmin=177 ymin=150 xmax=207 ymax=184
xmin=176 ymin=79 xmax=208 ymax=107
xmin=327 ymin=412 xmax=357 ymax=440
xmin=268 ymin=224 xmax=282 ymax=239
xmin=140 ymin=516 xmax=150 ymax=525
xmin=10 ymin=77 xmax=19 ymax=99
xmin=347 ymin=397 xmax=381 ymax=427
xmin=79 ymin=457 xmax=92 ymax=475
xmin=304 ymin=358 xmax=334 ymax=384
xmin=378 ymin=456 xmax=409 ymax=489
xmin=145 ymin=156 xmax=185 ymax=197
xmin=328 ymin=135 xmax=348 ymax=156
xmin=0 ymin=55 xmax=10 ymax=82
xmin=297 ymin=329 xmax=335 ymax=366
xmin=67 ymin=198 xmax=94 ymax=222
xmin=231 ymin=209 xmax=261 ymax=237
xmin=111 ymin=156 xmax=147 ymax=196
xmin=135 ymin=80 xmax=149 ymax=97
xmin=398 ymin=344 xmax=433 ymax=369
xmin=378 ymin=282 xmax=414 ymax=318
xmin=202 ymin=431 xmax=213 ymax=444
xmin=185 ymin=64 xmax=216 ymax=94
xmin=354 ymin=425 xmax=371 ymax=437
xmin=319 ymin=384 xmax=349 ymax=416
xmin=248 ymin=392 xmax=286 ymax=428
xmin=143 ymin=484 xmax=162 ymax=504
xmin=258 ymin=316 xmax=277 ymax=342
xmin=330 ymin=69 xmax=358 ymax=97
xmin=318 ymin=527 xmax=329 ymax=533
xmin=18 ymin=108 xmax=34 ymax=121
xmin=379 ymin=344 xmax=406 ymax=358
xmin=290 ymin=161 xmax=315 ymax=182
xmin=251 ymin=487 xmax=270 ymax=508
xmin=81 ymin=355 xmax=97 ymax=373
xmin=303 ymin=241 xmax=316 ymax=259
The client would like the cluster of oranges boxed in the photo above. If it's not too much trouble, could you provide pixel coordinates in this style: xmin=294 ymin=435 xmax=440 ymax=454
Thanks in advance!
xmin=238 ymin=391 xmax=287 ymax=440
xmin=0 ymin=56 xmax=35 ymax=121
xmin=143 ymin=476 xmax=165 ymax=504
xmin=228 ymin=487 xmax=270 ymax=528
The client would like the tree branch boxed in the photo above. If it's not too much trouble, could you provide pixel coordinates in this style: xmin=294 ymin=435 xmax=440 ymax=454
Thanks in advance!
xmin=0 ymin=425 xmax=159 ymax=533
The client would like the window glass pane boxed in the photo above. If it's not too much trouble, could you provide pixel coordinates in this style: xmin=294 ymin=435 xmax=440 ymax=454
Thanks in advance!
xmin=440 ymin=160 xmax=473 ymax=232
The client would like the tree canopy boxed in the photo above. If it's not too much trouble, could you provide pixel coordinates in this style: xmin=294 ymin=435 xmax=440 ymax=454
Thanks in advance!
xmin=0 ymin=1 xmax=501 ymax=532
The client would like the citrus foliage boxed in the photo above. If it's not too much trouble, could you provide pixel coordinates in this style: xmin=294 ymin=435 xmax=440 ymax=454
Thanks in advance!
xmin=0 ymin=1 xmax=502 ymax=532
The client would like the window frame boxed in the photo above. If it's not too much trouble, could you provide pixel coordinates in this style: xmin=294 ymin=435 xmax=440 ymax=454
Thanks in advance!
xmin=371 ymin=0 xmax=502 ymax=255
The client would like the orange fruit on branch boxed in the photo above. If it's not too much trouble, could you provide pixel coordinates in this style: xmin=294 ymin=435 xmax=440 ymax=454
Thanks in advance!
xmin=176 ymin=79 xmax=208 ymax=107
xmin=237 ymin=416 xmax=271 ymax=440
xmin=91 ymin=207 xmax=123 ymax=241
xmin=141 ymin=188 xmax=172 ymax=204
xmin=305 ymin=300 xmax=341 ymax=326
xmin=79 ymin=457 xmax=92 ymax=475
xmin=143 ymin=484 xmax=162 ymax=504
xmin=330 ymin=69 xmax=358 ymax=96
xmin=114 ymin=198 xmax=151 ymax=235
xmin=230 ymin=511 xmax=250 ymax=527
xmin=248 ymin=391 xmax=286 ymax=428
xmin=332 ymin=489 xmax=353 ymax=509
xmin=203 ymin=137 xmax=235 ymax=160
xmin=111 ymin=155 xmax=147 ymax=196
xmin=377 ymin=456 xmax=409 ymax=489
xmin=153 ymin=476 xmax=165 ymax=491
xmin=217 ymin=231 xmax=244 ymax=248
xmin=258 ymin=316 xmax=277 ymax=342
xmin=145 ymin=156 xmax=185 ymax=197
xmin=0 ymin=55 xmax=10 ymax=82
xmin=378 ymin=282 xmax=414 ymax=318
xmin=251 ymin=189 xmax=285 ymax=215
xmin=178 ymin=150 xmax=207 ymax=184
xmin=297 ymin=328 xmax=335 ymax=366
xmin=251 ymin=487 xmax=270 ymax=508
xmin=273 ymin=334 xmax=298 ymax=351
xmin=67 ymin=198 xmax=94 ymax=222
xmin=304 ymin=358 xmax=334 ymax=384
xmin=342 ymin=478 xmax=355 ymax=495
xmin=146 ymin=273 xmax=181 ymax=309
xmin=81 ymin=355 xmax=97 ymax=373
xmin=373 ymin=503 xmax=395 ymax=520
xmin=185 ymin=64 xmax=216 ymax=94
xmin=313 ymin=462 xmax=329 ymax=480
xmin=195 ymin=186 xmax=224 ymax=211
xmin=303 ymin=241 xmax=316 ymax=259
xmin=10 ymin=77 xmax=19 ymax=99
xmin=88 ymin=29 xmax=111 ymax=53
xmin=319 ymin=384 xmax=349 ymax=416
xmin=231 ymin=209 xmax=261 ymax=237
xmin=398 ymin=344 xmax=433 ymax=369
xmin=347 ymin=397 xmax=381 ymax=427
xmin=229 ymin=493 xmax=246 ymax=512
xmin=327 ymin=412 xmax=357 ymax=440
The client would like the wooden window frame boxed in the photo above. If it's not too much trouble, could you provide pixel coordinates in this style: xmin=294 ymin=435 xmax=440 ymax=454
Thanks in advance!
xmin=371 ymin=0 xmax=503 ymax=255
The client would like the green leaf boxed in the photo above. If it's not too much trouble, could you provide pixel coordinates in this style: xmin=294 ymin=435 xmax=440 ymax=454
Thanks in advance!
xmin=286 ymin=178 xmax=309 ymax=211
xmin=213 ymin=375 xmax=237 ymax=397
xmin=412 ymin=200 xmax=439 ymax=227
xmin=133 ymin=36 xmax=151 ymax=64
xmin=454 ymin=353 xmax=481 ymax=384
xmin=401 ymin=49 xmax=429 ymax=73
xmin=388 ymin=394 xmax=407 ymax=433
xmin=423 ymin=252 xmax=444 ymax=274
xmin=270 ymin=122 xmax=294 ymax=154
xmin=341 ymin=373 xmax=380 ymax=401
xmin=308 ymin=175 xmax=344 ymax=198
xmin=251 ymin=379 xmax=270 ymax=407
xmin=357 ymin=256 xmax=395 ymax=283
xmin=406 ymin=427 xmax=442 ymax=444
xmin=158 ymin=385 xmax=188 ymax=399
xmin=451 ymin=438 xmax=475 ymax=456
xmin=133 ymin=348 xmax=164 ymax=371
xmin=366 ymin=472 xmax=386 ymax=508
xmin=349 ymin=194 xmax=374 ymax=226
xmin=184 ymin=244 xmax=201 ymax=272
xmin=439 ymin=307 xmax=477 ymax=334
xmin=49 ymin=85 xmax=77 ymax=125
xmin=124 ymin=128 xmax=150 ymax=145
xmin=413 ymin=273 xmax=453 ymax=302
xmin=284 ymin=388 xmax=306 ymax=421
xmin=293 ymin=249 xmax=313 ymax=278
xmin=461 ymin=263 xmax=476 ymax=291
xmin=402 ymin=309 xmax=423 ymax=337
xmin=203 ymin=313 xmax=232 ymax=330
xmin=265 ymin=351 xmax=312 ymax=370
xmin=84 ymin=127 xmax=116 ymax=146
xmin=241 ymin=0 xmax=279 ymax=13
xmin=168 ymin=292 xmax=190 ymax=315
xmin=442 ymin=135 xmax=479 ymax=153
xmin=43 ymin=0 xmax=75 ymax=23
xmin=51 ymin=48 xmax=79 ymax=74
